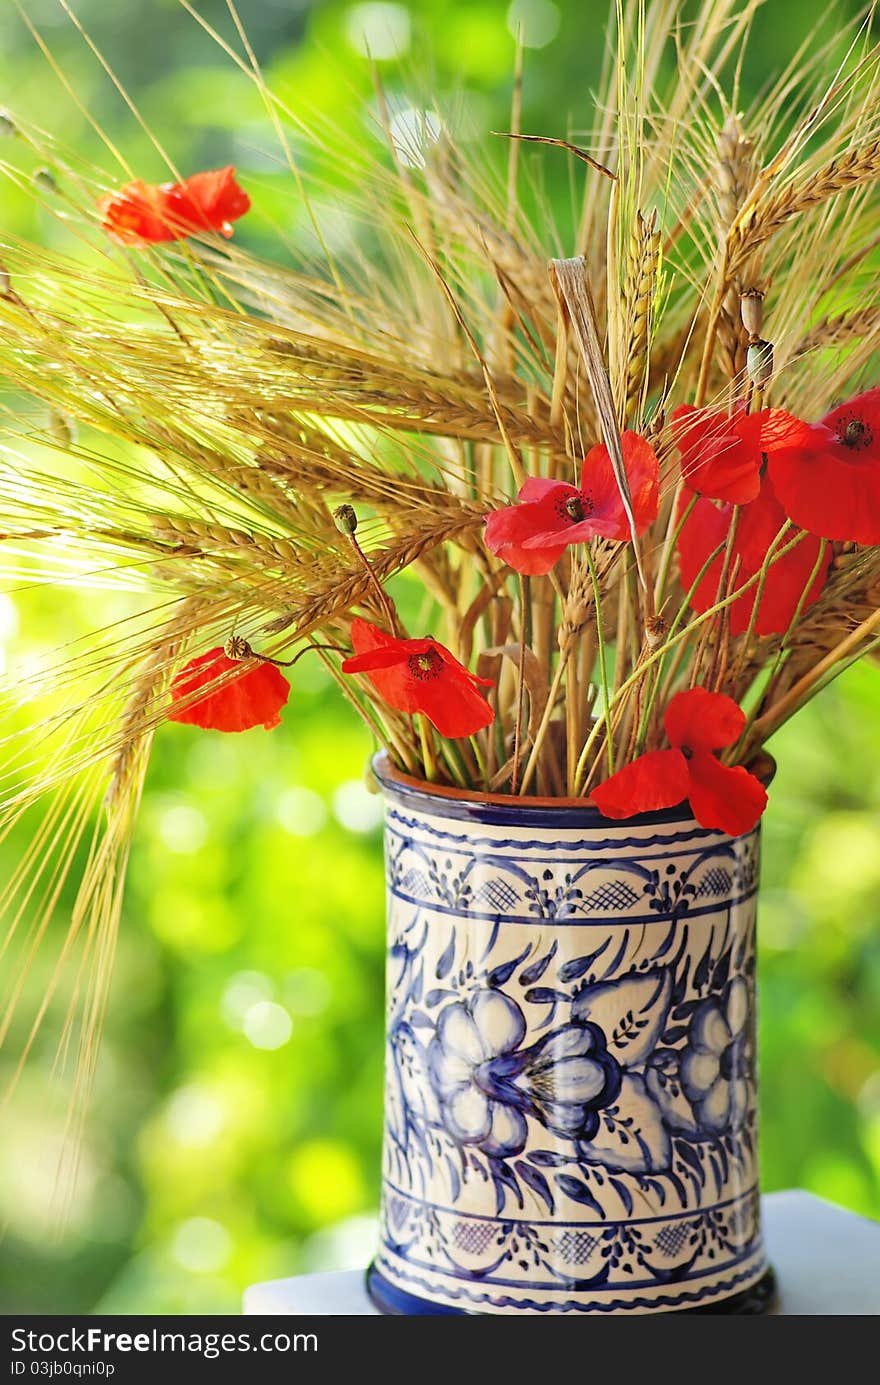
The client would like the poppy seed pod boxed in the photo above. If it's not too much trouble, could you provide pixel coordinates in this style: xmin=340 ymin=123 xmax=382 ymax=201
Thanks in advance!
xmin=740 ymin=289 xmax=764 ymax=337
xmin=333 ymin=503 xmax=358 ymax=535
xmin=746 ymin=338 xmax=774 ymax=386
xmin=224 ymin=634 xmax=255 ymax=661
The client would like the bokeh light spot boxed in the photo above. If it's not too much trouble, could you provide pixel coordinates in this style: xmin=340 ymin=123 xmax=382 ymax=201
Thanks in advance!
xmin=506 ymin=0 xmax=561 ymax=48
xmin=276 ymin=785 xmax=327 ymax=836
xmin=222 ymin=970 xmax=275 ymax=1031
xmin=344 ymin=3 xmax=411 ymax=60
xmin=332 ymin=779 xmax=383 ymax=834
xmin=164 ymin=1085 xmax=226 ymax=1147
xmin=157 ymin=803 xmax=209 ymax=854
xmin=242 ymin=1000 xmax=293 ymax=1050
xmin=171 ymin=1217 xmax=232 ymax=1273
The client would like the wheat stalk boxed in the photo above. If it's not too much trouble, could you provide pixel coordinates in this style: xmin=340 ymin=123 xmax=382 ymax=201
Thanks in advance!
xmin=729 ymin=138 xmax=880 ymax=277
xmin=715 ymin=116 xmax=758 ymax=382
xmin=621 ymin=210 xmax=661 ymax=424
xmin=795 ymin=303 xmax=880 ymax=353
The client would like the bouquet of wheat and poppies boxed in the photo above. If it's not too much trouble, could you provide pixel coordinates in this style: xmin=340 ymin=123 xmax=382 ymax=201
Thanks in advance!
xmin=1 ymin=0 xmax=880 ymax=1128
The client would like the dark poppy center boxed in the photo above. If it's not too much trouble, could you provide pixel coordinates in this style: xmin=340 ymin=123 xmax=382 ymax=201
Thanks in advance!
xmin=559 ymin=491 xmax=594 ymax=524
xmin=839 ymin=417 xmax=873 ymax=451
xmin=680 ymin=744 xmax=693 ymax=760
xmin=407 ymin=648 xmax=444 ymax=681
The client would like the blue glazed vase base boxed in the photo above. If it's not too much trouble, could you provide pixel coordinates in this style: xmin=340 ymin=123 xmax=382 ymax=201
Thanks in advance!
xmin=373 ymin=761 xmax=767 ymax=1315
xmin=365 ymin=1263 xmax=778 ymax=1317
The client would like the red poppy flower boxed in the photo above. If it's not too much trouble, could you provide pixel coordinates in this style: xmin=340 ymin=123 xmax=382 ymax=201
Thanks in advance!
xmin=676 ymin=475 xmax=830 ymax=636
xmin=341 ymin=619 xmax=494 ymax=739
xmin=100 ymin=166 xmax=250 ymax=245
xmin=167 ymin=647 xmax=289 ymax=732
xmin=484 ymin=432 xmax=659 ymax=576
xmin=672 ymin=403 xmax=809 ymax=504
xmin=590 ymin=688 xmax=767 ymax=836
xmin=767 ymin=388 xmax=880 ymax=544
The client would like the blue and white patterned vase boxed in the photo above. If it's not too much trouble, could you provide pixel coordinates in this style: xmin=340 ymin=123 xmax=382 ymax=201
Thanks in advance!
xmin=366 ymin=757 xmax=774 ymax=1315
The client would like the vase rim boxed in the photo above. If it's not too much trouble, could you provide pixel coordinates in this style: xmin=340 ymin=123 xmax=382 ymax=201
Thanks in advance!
xmin=372 ymin=752 xmax=761 ymax=832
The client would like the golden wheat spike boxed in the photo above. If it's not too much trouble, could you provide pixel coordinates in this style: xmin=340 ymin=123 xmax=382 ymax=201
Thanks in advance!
xmin=621 ymin=210 xmax=662 ymax=425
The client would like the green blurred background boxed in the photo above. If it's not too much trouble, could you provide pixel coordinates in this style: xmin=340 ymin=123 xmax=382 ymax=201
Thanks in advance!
xmin=1 ymin=0 xmax=879 ymax=1314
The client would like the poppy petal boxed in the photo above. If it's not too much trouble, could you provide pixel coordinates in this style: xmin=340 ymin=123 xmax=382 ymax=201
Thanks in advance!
xmin=591 ymin=749 xmax=690 ymax=819
xmin=521 ymin=514 xmax=636 ymax=547
xmin=759 ymin=407 xmax=817 ymax=453
xmin=730 ymin=477 xmax=830 ymax=634
xmin=100 ymin=180 xmax=173 ymax=244
xmin=349 ymin=616 xmax=398 ymax=653
xmin=465 ymin=669 xmax=496 ymax=689
xmin=686 ymin=751 xmax=768 ymax=836
xmin=342 ymin=621 xmax=495 ymax=737
xmin=168 ymin=648 xmax=289 ymax=732
xmin=341 ymin=646 xmax=408 ymax=674
xmin=517 ymin=476 xmax=568 ymax=502
xmin=344 ymin=620 xmax=422 ymax=714
xmin=663 ymin=687 xmax=745 ymax=754
xmin=671 ymin=404 xmax=762 ymax=505
xmin=485 ymin=487 xmax=576 ymax=575
xmin=414 ymin=671 xmax=496 ymax=738
xmin=171 ymin=166 xmax=251 ymax=235
xmin=578 ymin=431 xmax=660 ymax=538
xmin=821 ymin=387 xmax=880 ymax=439
xmin=100 ymin=167 xmax=249 ymax=246
xmin=348 ymin=659 xmax=422 ymax=716
xmin=677 ymin=479 xmax=829 ymax=637
xmin=485 ymin=539 xmax=570 ymax=576
xmin=676 ymin=488 xmax=730 ymax=604
xmin=769 ymin=420 xmax=880 ymax=545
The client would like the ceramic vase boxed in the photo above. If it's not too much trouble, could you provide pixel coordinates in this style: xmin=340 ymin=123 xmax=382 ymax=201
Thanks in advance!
xmin=366 ymin=757 xmax=775 ymax=1315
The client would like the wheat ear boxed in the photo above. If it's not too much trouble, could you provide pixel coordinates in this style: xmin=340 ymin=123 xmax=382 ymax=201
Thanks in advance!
xmin=621 ymin=210 xmax=661 ymax=424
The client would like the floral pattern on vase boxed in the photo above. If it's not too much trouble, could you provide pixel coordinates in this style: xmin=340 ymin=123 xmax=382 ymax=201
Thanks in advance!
xmin=427 ymin=991 xmax=530 ymax=1157
xmin=428 ymin=992 xmax=624 ymax=1158
xmin=371 ymin=769 xmax=768 ymax=1314
xmin=679 ymin=979 xmax=751 ymax=1135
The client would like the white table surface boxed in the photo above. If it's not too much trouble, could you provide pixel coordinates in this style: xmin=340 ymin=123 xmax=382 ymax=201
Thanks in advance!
xmin=243 ymin=1191 xmax=880 ymax=1316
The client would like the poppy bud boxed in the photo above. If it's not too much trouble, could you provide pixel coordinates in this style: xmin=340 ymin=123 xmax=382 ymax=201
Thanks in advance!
xmin=224 ymin=634 xmax=255 ymax=661
xmin=646 ymin=407 xmax=665 ymax=445
xmin=740 ymin=289 xmax=764 ymax=338
xmin=333 ymin=503 xmax=358 ymax=536
xmin=746 ymin=338 xmax=774 ymax=386
xmin=48 ymin=411 xmax=76 ymax=447
xmin=33 ymin=167 xmax=58 ymax=193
